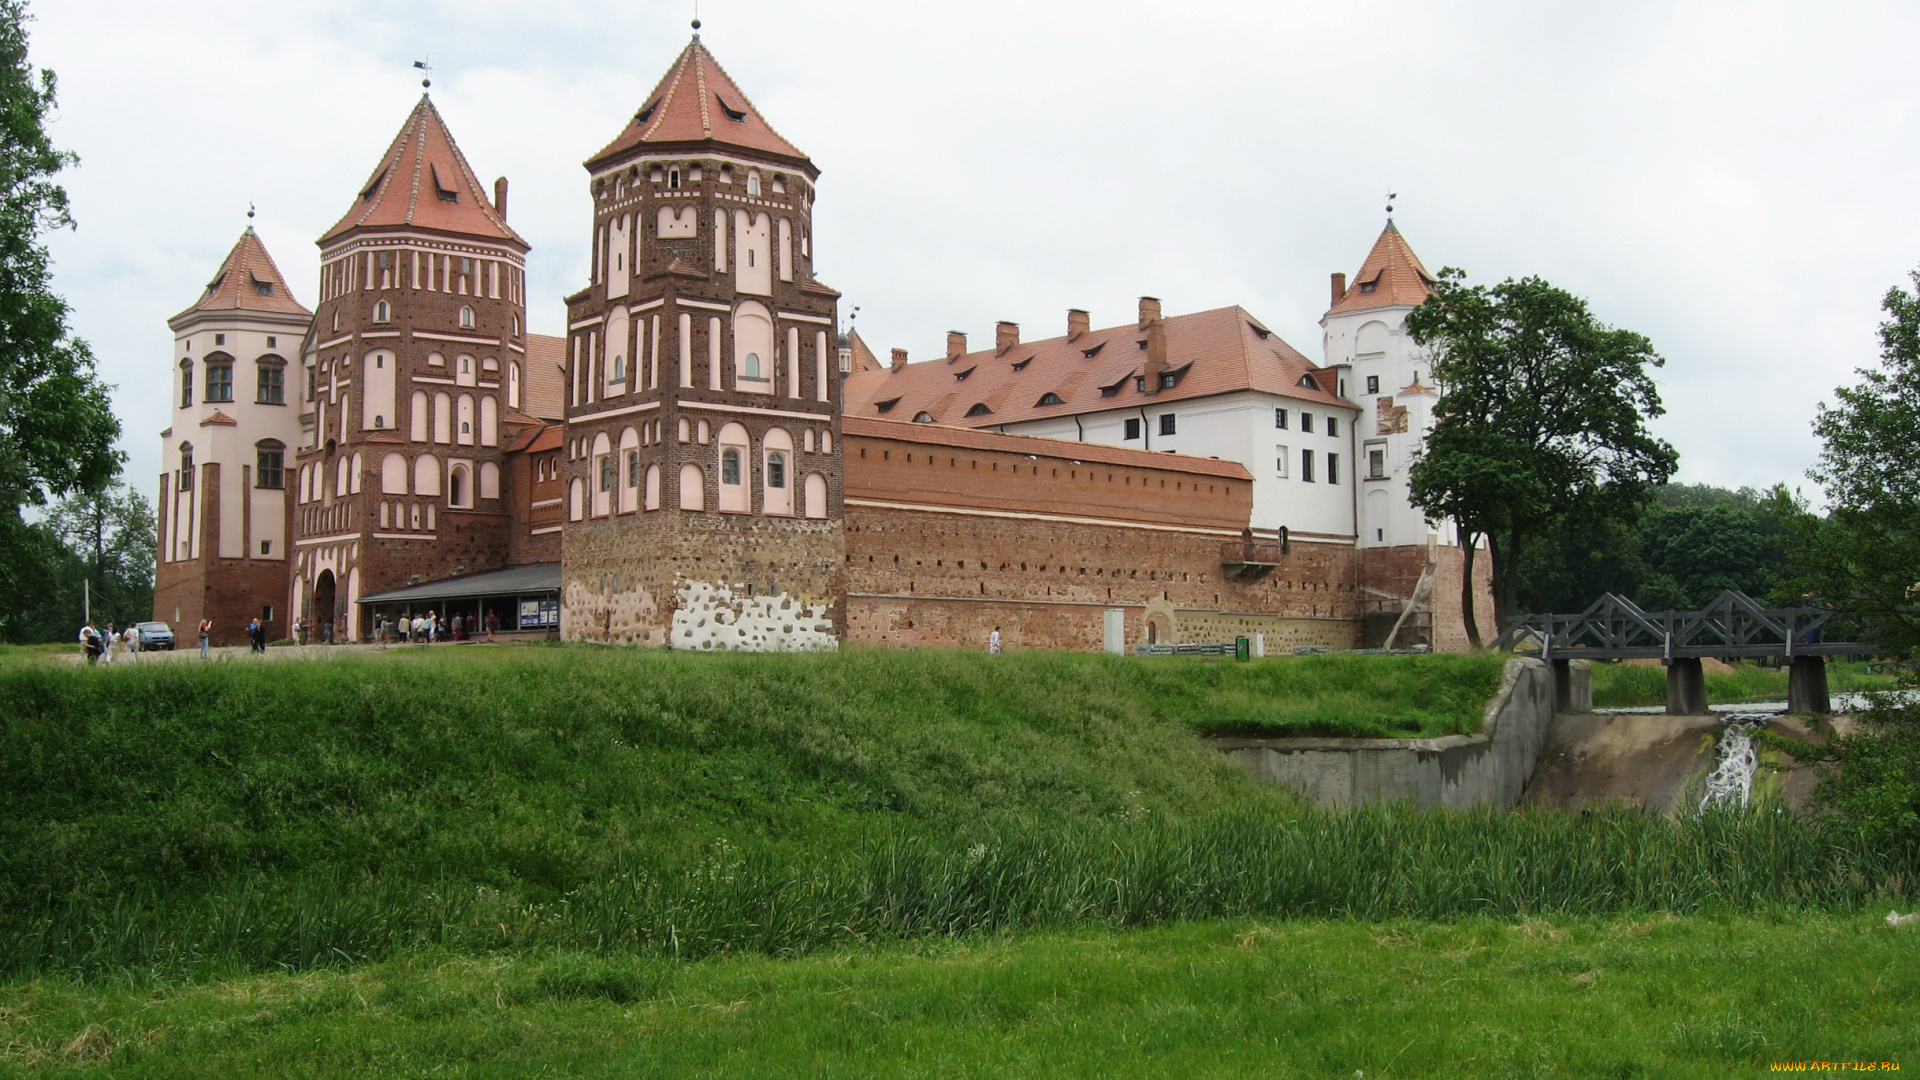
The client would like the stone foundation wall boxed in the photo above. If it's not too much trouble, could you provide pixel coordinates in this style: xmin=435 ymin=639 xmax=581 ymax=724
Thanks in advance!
xmin=561 ymin=509 xmax=843 ymax=648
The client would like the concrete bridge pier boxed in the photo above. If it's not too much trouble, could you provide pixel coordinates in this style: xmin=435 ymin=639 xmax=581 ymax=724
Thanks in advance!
xmin=1787 ymin=655 xmax=1831 ymax=715
xmin=1551 ymin=658 xmax=1592 ymax=714
xmin=1665 ymin=658 xmax=1708 ymax=715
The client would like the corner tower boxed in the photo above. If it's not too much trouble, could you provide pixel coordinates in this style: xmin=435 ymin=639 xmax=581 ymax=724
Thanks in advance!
xmin=293 ymin=95 xmax=533 ymax=641
xmin=155 ymin=226 xmax=310 ymax=644
xmin=560 ymin=28 xmax=843 ymax=647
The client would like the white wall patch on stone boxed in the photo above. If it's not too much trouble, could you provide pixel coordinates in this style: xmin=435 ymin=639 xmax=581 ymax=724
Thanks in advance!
xmin=670 ymin=577 xmax=837 ymax=652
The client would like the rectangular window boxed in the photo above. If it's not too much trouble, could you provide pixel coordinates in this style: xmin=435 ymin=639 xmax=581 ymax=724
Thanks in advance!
xmin=1123 ymin=418 xmax=1141 ymax=440
xmin=600 ymin=456 xmax=614 ymax=492
xmin=1274 ymin=408 xmax=1288 ymax=430
xmin=627 ymin=450 xmax=640 ymax=487
xmin=1301 ymin=448 xmax=1315 ymax=483
xmin=1275 ymin=445 xmax=1289 ymax=478
xmin=1368 ymin=448 xmax=1386 ymax=479
xmin=257 ymin=364 xmax=284 ymax=405
xmin=1328 ymin=453 xmax=1340 ymax=484
xmin=205 ymin=364 xmax=233 ymax=403
xmin=180 ymin=366 xmax=193 ymax=408
xmin=256 ymin=449 xmax=284 ymax=489
xmin=1300 ymin=411 xmax=1314 ymax=434
xmin=1366 ymin=375 xmax=1380 ymax=395
xmin=1159 ymin=413 xmax=1176 ymax=436
xmin=1327 ymin=416 xmax=1339 ymax=437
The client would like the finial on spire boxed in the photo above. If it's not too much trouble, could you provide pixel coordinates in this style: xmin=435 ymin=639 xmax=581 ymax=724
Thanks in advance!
xmin=414 ymin=58 xmax=432 ymax=89
xmin=1385 ymin=190 xmax=1398 ymax=219
xmin=692 ymin=0 xmax=701 ymax=37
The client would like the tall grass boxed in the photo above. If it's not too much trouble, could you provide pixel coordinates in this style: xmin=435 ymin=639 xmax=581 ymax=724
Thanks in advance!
xmin=1588 ymin=659 xmax=1896 ymax=708
xmin=2 ymin=807 xmax=1908 ymax=978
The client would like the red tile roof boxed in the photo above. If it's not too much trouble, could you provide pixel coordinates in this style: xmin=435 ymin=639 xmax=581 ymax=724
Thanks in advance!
xmin=842 ymin=306 xmax=1352 ymax=429
xmin=844 ymin=416 xmax=1253 ymax=480
xmin=173 ymin=228 xmax=309 ymax=320
xmin=320 ymin=95 xmax=526 ymax=248
xmin=1327 ymin=221 xmax=1435 ymax=315
xmin=505 ymin=422 xmax=563 ymax=454
xmin=521 ymin=334 xmax=567 ymax=422
xmin=588 ymin=37 xmax=808 ymax=168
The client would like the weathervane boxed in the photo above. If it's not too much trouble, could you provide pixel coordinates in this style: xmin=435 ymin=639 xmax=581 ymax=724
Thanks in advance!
xmin=413 ymin=58 xmax=432 ymax=89
xmin=692 ymin=0 xmax=701 ymax=37
xmin=247 ymin=202 xmax=256 ymax=222
xmin=1385 ymin=190 xmax=1398 ymax=218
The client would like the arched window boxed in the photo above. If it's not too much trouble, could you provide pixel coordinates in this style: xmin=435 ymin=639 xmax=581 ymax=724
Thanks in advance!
xmin=178 ymin=443 xmax=195 ymax=490
xmin=508 ymin=362 xmax=522 ymax=409
xmin=644 ymin=464 xmax=661 ymax=511
xmin=414 ymin=454 xmax=442 ymax=496
xmin=805 ymin=472 xmax=828 ymax=520
xmin=717 ymin=419 xmax=752 ymax=510
xmin=763 ymin=428 xmax=794 ymax=516
xmin=479 ymin=395 xmax=499 ymax=446
xmin=746 ymin=169 xmax=761 ymax=196
xmin=913 ymin=412 xmax=934 ymax=424
xmin=256 ymin=356 xmax=286 ymax=404
xmin=569 ymin=478 xmax=585 ymax=521
xmin=204 ymin=354 xmax=234 ymax=403
xmin=480 ymin=461 xmax=500 ymax=499
xmin=381 ymin=452 xmax=408 ymax=494
xmin=374 ymin=300 xmax=391 ymax=323
xmin=448 ymin=464 xmax=470 ymax=508
xmin=459 ymin=306 xmax=475 ymax=329
xmin=457 ymin=394 xmax=475 ymax=444
xmin=745 ymin=352 xmax=761 ymax=379
xmin=179 ymin=359 xmax=193 ymax=407
xmin=679 ymin=463 xmax=705 ymax=510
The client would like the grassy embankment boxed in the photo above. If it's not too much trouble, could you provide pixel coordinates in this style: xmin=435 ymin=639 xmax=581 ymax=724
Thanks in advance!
xmin=3 ymin=647 xmax=1913 ymax=982
xmin=1587 ymin=658 xmax=1896 ymax=708
xmin=3 ymin=917 xmax=1911 ymax=1077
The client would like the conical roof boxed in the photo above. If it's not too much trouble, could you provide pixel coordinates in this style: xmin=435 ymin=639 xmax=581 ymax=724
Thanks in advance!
xmin=320 ymin=95 xmax=526 ymax=248
xmin=1328 ymin=221 xmax=1435 ymax=315
xmin=588 ymin=37 xmax=809 ymax=168
xmin=172 ymin=227 xmax=309 ymax=321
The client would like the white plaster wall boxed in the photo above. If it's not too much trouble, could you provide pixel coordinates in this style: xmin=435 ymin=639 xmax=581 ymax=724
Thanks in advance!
xmin=999 ymin=390 xmax=1359 ymax=538
xmin=670 ymin=578 xmax=836 ymax=652
xmin=1322 ymin=305 xmax=1449 ymax=549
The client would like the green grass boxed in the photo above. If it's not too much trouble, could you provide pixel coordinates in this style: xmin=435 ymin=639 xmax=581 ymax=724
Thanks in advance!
xmin=0 ymin=643 xmax=76 ymax=668
xmin=1588 ymin=659 xmax=1898 ymax=708
xmin=3 ymin=916 xmax=1912 ymax=1078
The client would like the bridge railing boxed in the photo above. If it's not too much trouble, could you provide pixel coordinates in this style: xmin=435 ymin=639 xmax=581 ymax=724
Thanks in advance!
xmin=1494 ymin=590 xmax=1871 ymax=660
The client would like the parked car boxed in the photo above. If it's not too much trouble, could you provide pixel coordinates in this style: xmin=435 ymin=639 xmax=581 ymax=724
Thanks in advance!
xmin=136 ymin=621 xmax=176 ymax=650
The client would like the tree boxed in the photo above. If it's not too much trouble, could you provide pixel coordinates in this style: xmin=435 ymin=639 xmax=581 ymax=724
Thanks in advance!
xmin=1778 ymin=268 xmax=1920 ymax=656
xmin=0 ymin=0 xmax=123 ymax=633
xmin=1405 ymin=270 xmax=1678 ymax=646
xmin=0 ymin=483 xmax=153 ymax=642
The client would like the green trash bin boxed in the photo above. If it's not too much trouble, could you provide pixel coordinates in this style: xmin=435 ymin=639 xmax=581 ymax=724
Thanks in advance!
xmin=1235 ymin=636 xmax=1250 ymax=662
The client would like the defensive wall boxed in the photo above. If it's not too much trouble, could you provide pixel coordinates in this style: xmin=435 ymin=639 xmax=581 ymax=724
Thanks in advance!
xmin=840 ymin=417 xmax=1362 ymax=652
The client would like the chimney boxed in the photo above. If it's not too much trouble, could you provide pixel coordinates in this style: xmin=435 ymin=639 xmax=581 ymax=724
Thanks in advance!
xmin=494 ymin=177 xmax=509 ymax=220
xmin=1067 ymin=309 xmax=1089 ymax=341
xmin=1143 ymin=318 xmax=1169 ymax=393
xmin=891 ymin=348 xmax=909 ymax=372
xmin=1137 ymin=296 xmax=1161 ymax=329
xmin=946 ymin=331 xmax=967 ymax=361
xmin=995 ymin=321 xmax=1019 ymax=354
xmin=1330 ymin=272 xmax=1346 ymax=307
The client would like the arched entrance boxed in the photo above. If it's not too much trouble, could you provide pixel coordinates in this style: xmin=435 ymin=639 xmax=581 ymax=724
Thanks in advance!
xmin=313 ymin=570 xmax=337 ymax=644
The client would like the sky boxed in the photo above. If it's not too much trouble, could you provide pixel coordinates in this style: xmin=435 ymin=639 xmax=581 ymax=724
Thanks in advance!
xmin=30 ymin=0 xmax=1920 ymax=505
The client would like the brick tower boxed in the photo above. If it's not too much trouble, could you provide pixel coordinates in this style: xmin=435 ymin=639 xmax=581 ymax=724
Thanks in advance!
xmin=292 ymin=94 xmax=533 ymax=641
xmin=560 ymin=26 xmax=843 ymax=648
xmin=154 ymin=226 xmax=309 ymax=645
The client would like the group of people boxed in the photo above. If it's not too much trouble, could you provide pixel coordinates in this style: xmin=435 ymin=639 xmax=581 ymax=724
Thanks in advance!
xmin=376 ymin=609 xmax=499 ymax=646
xmin=291 ymin=616 xmax=334 ymax=646
xmin=77 ymin=621 xmax=140 ymax=664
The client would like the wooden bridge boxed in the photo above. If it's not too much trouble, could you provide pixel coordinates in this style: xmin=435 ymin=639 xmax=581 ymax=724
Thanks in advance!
xmin=1495 ymin=591 xmax=1875 ymax=714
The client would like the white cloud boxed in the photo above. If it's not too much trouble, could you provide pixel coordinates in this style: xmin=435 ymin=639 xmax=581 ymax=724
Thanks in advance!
xmin=32 ymin=0 xmax=1920 ymax=502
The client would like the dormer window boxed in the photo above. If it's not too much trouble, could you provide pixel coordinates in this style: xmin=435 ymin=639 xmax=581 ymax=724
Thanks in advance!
xmin=913 ymin=411 xmax=935 ymax=423
xmin=430 ymin=163 xmax=458 ymax=203
xmin=964 ymin=403 xmax=992 ymax=417
xmin=954 ymin=366 xmax=975 ymax=381
xmin=1011 ymin=356 xmax=1032 ymax=371
xmin=1359 ymin=281 xmax=1377 ymax=294
xmin=1248 ymin=322 xmax=1272 ymax=339
xmin=1036 ymin=392 xmax=1065 ymax=406
xmin=715 ymin=92 xmax=747 ymax=121
xmin=634 ymin=98 xmax=658 ymax=125
xmin=251 ymin=273 xmax=274 ymax=297
xmin=875 ymin=397 xmax=900 ymax=414
xmin=1082 ymin=342 xmax=1105 ymax=359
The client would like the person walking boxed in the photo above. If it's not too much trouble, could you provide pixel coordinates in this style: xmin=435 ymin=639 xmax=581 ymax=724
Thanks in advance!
xmin=124 ymin=622 xmax=141 ymax=662
xmin=102 ymin=623 xmax=118 ymax=664
xmin=426 ymin=611 xmax=438 ymax=643
xmin=486 ymin=609 xmax=498 ymax=641
xmin=401 ymin=614 xmax=413 ymax=644
xmin=199 ymin=618 xmax=212 ymax=658
xmin=293 ymin=615 xmax=304 ymax=646
xmin=988 ymin=626 xmax=1003 ymax=654
xmin=321 ymin=618 xmax=333 ymax=645
xmin=79 ymin=621 xmax=102 ymax=664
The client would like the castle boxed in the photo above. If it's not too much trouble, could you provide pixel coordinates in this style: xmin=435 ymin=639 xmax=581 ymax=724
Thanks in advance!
xmin=154 ymin=29 xmax=1491 ymax=652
